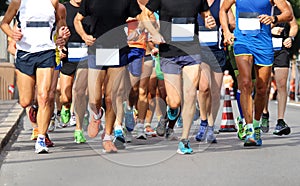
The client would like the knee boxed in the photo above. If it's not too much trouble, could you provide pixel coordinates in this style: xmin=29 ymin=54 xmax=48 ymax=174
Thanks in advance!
xmin=168 ymin=98 xmax=181 ymax=109
xmin=239 ymin=79 xmax=252 ymax=92
xmin=139 ymin=87 xmax=147 ymax=98
xmin=19 ymin=98 xmax=32 ymax=108
xmin=37 ymin=91 xmax=50 ymax=107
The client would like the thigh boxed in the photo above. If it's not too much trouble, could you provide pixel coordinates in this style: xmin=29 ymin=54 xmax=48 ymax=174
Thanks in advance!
xmin=73 ymin=68 xmax=88 ymax=92
xmin=15 ymin=69 xmax=36 ymax=106
xmin=36 ymin=68 xmax=54 ymax=98
xmin=235 ymin=55 xmax=254 ymax=83
xmin=164 ymin=73 xmax=182 ymax=103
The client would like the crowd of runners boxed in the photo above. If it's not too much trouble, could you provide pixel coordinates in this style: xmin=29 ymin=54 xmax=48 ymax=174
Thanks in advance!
xmin=0 ymin=0 xmax=297 ymax=154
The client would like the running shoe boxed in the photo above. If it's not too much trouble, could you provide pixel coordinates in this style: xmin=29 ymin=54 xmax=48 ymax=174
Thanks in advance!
xmin=145 ymin=126 xmax=157 ymax=137
xmin=74 ymin=130 xmax=86 ymax=144
xmin=176 ymin=116 xmax=183 ymax=128
xmin=69 ymin=113 xmax=76 ymax=127
xmin=165 ymin=128 xmax=177 ymax=140
xmin=254 ymin=127 xmax=262 ymax=146
xmin=195 ymin=120 xmax=208 ymax=142
xmin=156 ymin=118 xmax=168 ymax=136
xmin=113 ymin=128 xmax=126 ymax=149
xmin=103 ymin=140 xmax=118 ymax=153
xmin=31 ymin=128 xmax=38 ymax=140
xmin=61 ymin=106 xmax=71 ymax=124
xmin=244 ymin=126 xmax=256 ymax=146
xmin=167 ymin=106 xmax=180 ymax=121
xmin=261 ymin=113 xmax=269 ymax=133
xmin=48 ymin=113 xmax=56 ymax=132
xmin=237 ymin=116 xmax=246 ymax=140
xmin=124 ymin=104 xmax=135 ymax=132
xmin=205 ymin=126 xmax=217 ymax=143
xmin=136 ymin=124 xmax=147 ymax=140
xmin=56 ymin=112 xmax=67 ymax=128
xmin=35 ymin=136 xmax=49 ymax=154
xmin=87 ymin=115 xmax=101 ymax=138
xmin=45 ymin=133 xmax=54 ymax=147
xmin=125 ymin=130 xmax=133 ymax=143
xmin=29 ymin=104 xmax=38 ymax=123
xmin=177 ymin=139 xmax=193 ymax=155
xmin=273 ymin=120 xmax=291 ymax=136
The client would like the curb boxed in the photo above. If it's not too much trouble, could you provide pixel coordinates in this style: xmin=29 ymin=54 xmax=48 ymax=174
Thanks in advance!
xmin=0 ymin=100 xmax=25 ymax=152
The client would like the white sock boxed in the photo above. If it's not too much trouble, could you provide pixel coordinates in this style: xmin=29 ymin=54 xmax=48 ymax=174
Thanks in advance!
xmin=38 ymin=134 xmax=45 ymax=140
xmin=115 ymin=125 xmax=122 ymax=131
xmin=103 ymin=134 xmax=112 ymax=141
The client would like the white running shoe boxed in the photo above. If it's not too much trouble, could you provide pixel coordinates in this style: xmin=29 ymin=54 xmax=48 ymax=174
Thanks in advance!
xmin=69 ymin=113 xmax=76 ymax=127
xmin=136 ymin=123 xmax=147 ymax=140
xmin=35 ymin=137 xmax=49 ymax=154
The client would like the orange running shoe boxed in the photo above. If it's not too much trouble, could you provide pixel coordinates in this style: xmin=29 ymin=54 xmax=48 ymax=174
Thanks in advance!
xmin=31 ymin=128 xmax=39 ymax=140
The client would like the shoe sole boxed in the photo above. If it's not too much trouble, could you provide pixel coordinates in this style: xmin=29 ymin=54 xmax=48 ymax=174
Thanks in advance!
xmin=273 ymin=127 xmax=291 ymax=136
xmin=136 ymin=134 xmax=147 ymax=140
xmin=35 ymin=148 xmax=49 ymax=154
xmin=176 ymin=149 xmax=192 ymax=155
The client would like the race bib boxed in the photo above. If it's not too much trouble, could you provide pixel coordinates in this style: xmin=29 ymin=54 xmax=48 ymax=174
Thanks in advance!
xmin=171 ymin=18 xmax=195 ymax=42
xmin=68 ymin=42 xmax=88 ymax=62
xmin=198 ymin=26 xmax=218 ymax=46
xmin=96 ymin=48 xmax=119 ymax=66
xmin=238 ymin=12 xmax=260 ymax=31
xmin=272 ymin=37 xmax=283 ymax=49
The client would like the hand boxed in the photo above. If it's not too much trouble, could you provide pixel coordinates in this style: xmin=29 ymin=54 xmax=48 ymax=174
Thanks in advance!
xmin=259 ymin=14 xmax=273 ymax=25
xmin=55 ymin=35 xmax=66 ymax=48
xmin=223 ymin=31 xmax=234 ymax=46
xmin=83 ymin=34 xmax=96 ymax=46
xmin=271 ymin=27 xmax=284 ymax=36
xmin=150 ymin=47 xmax=159 ymax=56
xmin=283 ymin=37 xmax=292 ymax=48
xmin=58 ymin=26 xmax=71 ymax=40
xmin=12 ymin=28 xmax=23 ymax=41
xmin=205 ymin=15 xmax=216 ymax=29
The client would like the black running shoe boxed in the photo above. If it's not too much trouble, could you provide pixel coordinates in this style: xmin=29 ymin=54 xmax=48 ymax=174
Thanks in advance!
xmin=273 ymin=120 xmax=291 ymax=136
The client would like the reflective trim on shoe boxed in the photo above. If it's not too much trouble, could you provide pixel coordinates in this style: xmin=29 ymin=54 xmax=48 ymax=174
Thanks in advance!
xmin=177 ymin=139 xmax=193 ymax=155
xmin=74 ymin=130 xmax=86 ymax=144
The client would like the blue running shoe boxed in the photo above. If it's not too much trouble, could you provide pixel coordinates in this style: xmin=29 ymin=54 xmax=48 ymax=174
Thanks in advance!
xmin=206 ymin=126 xmax=217 ymax=143
xmin=124 ymin=102 xmax=135 ymax=132
xmin=167 ymin=106 xmax=180 ymax=121
xmin=113 ymin=129 xmax=126 ymax=149
xmin=244 ymin=126 xmax=256 ymax=146
xmin=176 ymin=116 xmax=183 ymax=128
xmin=195 ymin=120 xmax=208 ymax=142
xmin=273 ymin=120 xmax=291 ymax=136
xmin=177 ymin=139 xmax=193 ymax=155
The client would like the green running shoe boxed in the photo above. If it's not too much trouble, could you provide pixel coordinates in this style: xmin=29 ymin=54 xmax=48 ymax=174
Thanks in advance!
xmin=261 ymin=115 xmax=269 ymax=133
xmin=237 ymin=117 xmax=246 ymax=140
xmin=61 ymin=106 xmax=71 ymax=124
xmin=74 ymin=130 xmax=86 ymax=144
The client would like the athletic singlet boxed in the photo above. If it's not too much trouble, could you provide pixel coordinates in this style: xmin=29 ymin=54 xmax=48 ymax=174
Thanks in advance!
xmin=234 ymin=0 xmax=272 ymax=49
xmin=16 ymin=0 xmax=56 ymax=53
xmin=272 ymin=6 xmax=290 ymax=51
xmin=197 ymin=0 xmax=223 ymax=51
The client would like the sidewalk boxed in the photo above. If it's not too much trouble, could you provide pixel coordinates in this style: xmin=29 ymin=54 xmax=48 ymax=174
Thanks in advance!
xmin=0 ymin=100 xmax=24 ymax=151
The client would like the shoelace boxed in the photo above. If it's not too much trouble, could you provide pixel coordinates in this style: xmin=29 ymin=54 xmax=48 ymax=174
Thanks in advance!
xmin=254 ymin=128 xmax=261 ymax=140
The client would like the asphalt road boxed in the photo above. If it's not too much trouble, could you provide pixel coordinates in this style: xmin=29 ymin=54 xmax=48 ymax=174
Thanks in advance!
xmin=0 ymin=101 xmax=300 ymax=186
